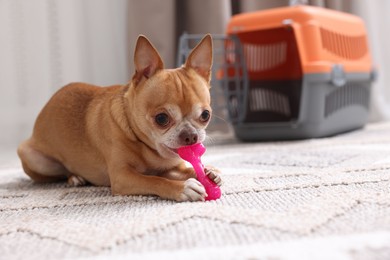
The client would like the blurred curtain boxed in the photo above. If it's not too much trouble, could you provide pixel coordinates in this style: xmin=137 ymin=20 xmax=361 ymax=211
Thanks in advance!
xmin=0 ymin=0 xmax=130 ymax=147
xmin=1 ymin=0 xmax=389 ymax=147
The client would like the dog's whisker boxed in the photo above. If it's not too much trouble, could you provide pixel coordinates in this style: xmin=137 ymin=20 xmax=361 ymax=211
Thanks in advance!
xmin=212 ymin=113 xmax=230 ymax=124
xmin=204 ymin=135 xmax=215 ymax=145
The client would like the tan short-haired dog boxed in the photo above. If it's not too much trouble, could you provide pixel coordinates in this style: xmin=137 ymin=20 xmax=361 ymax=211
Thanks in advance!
xmin=17 ymin=34 xmax=221 ymax=202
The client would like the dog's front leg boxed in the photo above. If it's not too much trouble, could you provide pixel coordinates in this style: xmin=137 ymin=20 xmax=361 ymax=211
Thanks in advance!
xmin=162 ymin=163 xmax=223 ymax=188
xmin=108 ymin=164 xmax=207 ymax=202
xmin=160 ymin=162 xmax=196 ymax=181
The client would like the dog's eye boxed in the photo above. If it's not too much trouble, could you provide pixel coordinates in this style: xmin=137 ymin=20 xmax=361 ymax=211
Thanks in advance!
xmin=200 ymin=110 xmax=210 ymax=122
xmin=155 ymin=113 xmax=170 ymax=127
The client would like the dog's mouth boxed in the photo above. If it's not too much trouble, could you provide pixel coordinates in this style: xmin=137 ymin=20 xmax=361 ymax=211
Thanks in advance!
xmin=163 ymin=145 xmax=179 ymax=155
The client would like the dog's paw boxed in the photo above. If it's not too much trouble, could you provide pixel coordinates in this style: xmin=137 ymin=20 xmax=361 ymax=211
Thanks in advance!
xmin=178 ymin=178 xmax=207 ymax=202
xmin=67 ymin=175 xmax=87 ymax=187
xmin=204 ymin=166 xmax=222 ymax=186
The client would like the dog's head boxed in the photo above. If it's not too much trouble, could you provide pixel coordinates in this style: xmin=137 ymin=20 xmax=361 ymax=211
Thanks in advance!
xmin=126 ymin=34 xmax=213 ymax=159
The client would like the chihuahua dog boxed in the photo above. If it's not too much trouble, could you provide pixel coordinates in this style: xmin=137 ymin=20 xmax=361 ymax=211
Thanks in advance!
xmin=17 ymin=34 xmax=221 ymax=202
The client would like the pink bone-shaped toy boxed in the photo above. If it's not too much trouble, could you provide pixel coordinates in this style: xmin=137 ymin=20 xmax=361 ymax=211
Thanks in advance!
xmin=178 ymin=143 xmax=221 ymax=201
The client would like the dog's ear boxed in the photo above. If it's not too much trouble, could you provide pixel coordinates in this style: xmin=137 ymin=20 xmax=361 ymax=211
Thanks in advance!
xmin=133 ymin=35 xmax=164 ymax=85
xmin=184 ymin=34 xmax=213 ymax=83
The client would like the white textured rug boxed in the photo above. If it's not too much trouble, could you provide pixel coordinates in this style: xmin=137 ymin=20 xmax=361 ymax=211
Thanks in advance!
xmin=1 ymin=122 xmax=390 ymax=259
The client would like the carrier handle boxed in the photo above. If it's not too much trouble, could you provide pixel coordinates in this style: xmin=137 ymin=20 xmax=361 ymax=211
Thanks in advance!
xmin=330 ymin=64 xmax=347 ymax=87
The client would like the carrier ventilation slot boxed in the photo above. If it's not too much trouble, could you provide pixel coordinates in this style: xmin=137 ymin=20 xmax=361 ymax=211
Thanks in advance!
xmin=325 ymin=83 xmax=370 ymax=117
xmin=249 ymin=88 xmax=291 ymax=116
xmin=225 ymin=40 xmax=237 ymax=63
xmin=320 ymin=28 xmax=368 ymax=60
xmin=243 ymin=42 xmax=287 ymax=72
xmin=229 ymin=96 xmax=239 ymax=118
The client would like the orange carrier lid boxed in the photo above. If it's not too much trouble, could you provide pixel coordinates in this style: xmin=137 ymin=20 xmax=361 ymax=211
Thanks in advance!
xmin=226 ymin=5 xmax=373 ymax=76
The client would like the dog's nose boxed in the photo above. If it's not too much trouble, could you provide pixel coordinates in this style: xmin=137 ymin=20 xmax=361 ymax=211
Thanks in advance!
xmin=179 ymin=130 xmax=198 ymax=146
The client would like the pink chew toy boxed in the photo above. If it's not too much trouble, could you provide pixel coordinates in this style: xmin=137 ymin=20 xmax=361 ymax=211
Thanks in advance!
xmin=178 ymin=143 xmax=221 ymax=201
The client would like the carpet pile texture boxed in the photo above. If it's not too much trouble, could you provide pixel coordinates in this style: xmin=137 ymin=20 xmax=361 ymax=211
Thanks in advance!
xmin=1 ymin=122 xmax=390 ymax=259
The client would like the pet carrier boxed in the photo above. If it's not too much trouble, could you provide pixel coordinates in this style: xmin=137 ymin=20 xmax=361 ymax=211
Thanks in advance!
xmin=178 ymin=5 xmax=376 ymax=141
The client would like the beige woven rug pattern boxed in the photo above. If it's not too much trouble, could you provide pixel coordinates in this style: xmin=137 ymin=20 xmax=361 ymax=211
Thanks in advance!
xmin=1 ymin=122 xmax=390 ymax=259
